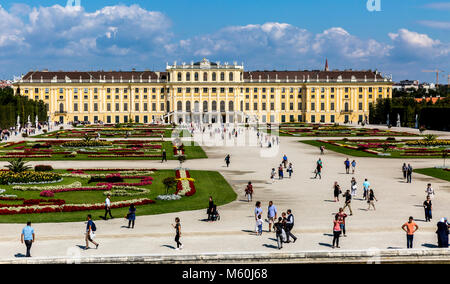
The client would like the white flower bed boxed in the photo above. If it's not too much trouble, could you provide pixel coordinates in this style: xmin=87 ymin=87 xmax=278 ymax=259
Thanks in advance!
xmin=8 ymin=178 xmax=63 ymax=186
xmin=13 ymin=181 xmax=82 ymax=191
xmin=157 ymin=194 xmax=181 ymax=201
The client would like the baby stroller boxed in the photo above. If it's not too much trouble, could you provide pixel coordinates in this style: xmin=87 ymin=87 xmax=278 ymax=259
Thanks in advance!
xmin=208 ymin=205 xmax=220 ymax=221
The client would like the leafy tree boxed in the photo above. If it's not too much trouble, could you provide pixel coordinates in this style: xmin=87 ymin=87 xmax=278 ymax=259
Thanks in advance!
xmin=162 ymin=177 xmax=177 ymax=195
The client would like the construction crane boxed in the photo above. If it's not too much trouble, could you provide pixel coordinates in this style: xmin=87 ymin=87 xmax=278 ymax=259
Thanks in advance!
xmin=422 ymin=69 xmax=444 ymax=86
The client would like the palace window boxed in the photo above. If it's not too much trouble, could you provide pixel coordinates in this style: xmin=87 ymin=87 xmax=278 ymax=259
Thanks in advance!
xmin=143 ymin=103 xmax=148 ymax=111
xmin=195 ymin=72 xmax=199 ymax=81
xmin=254 ymin=103 xmax=258 ymax=111
xmin=84 ymin=88 xmax=88 ymax=94
xmin=186 ymin=72 xmax=191 ymax=81
xmin=212 ymin=72 xmax=217 ymax=81
xmin=330 ymin=102 xmax=335 ymax=111
xmin=124 ymin=103 xmax=128 ymax=111
xmin=203 ymin=72 xmax=208 ymax=81
xmin=311 ymin=102 xmax=315 ymax=111
xmin=135 ymin=103 xmax=139 ymax=111
xmin=115 ymin=103 xmax=120 ymax=111
xmin=107 ymin=103 xmax=111 ymax=111
xmin=220 ymin=88 xmax=225 ymax=93
xmin=74 ymin=103 xmax=78 ymax=112
xmin=94 ymin=103 xmax=98 ymax=112
xmin=74 ymin=88 xmax=78 ymax=94
xmin=177 ymin=72 xmax=182 ymax=82
xmin=84 ymin=103 xmax=88 ymax=111
xmin=229 ymin=88 xmax=233 ymax=93
xmin=220 ymin=72 xmax=225 ymax=81
xmin=229 ymin=72 xmax=233 ymax=81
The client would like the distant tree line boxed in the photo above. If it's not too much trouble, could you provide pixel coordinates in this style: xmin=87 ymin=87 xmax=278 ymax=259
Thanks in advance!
xmin=0 ymin=87 xmax=47 ymax=130
xmin=392 ymin=85 xmax=449 ymax=98
xmin=369 ymin=97 xmax=450 ymax=131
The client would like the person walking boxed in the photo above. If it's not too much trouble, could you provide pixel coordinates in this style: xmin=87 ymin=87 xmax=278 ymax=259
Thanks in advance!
xmin=256 ymin=215 xmax=263 ymax=236
xmin=245 ymin=182 xmax=253 ymax=202
xmin=267 ymin=201 xmax=277 ymax=232
xmin=274 ymin=217 xmax=285 ymax=249
xmin=225 ymin=154 xmax=231 ymax=167
xmin=350 ymin=177 xmax=357 ymax=197
xmin=344 ymin=158 xmax=350 ymax=174
xmin=207 ymin=196 xmax=215 ymax=221
xmin=85 ymin=214 xmax=99 ymax=250
xmin=104 ymin=194 xmax=113 ymax=220
xmin=402 ymin=163 xmax=407 ymax=181
xmin=342 ymin=190 xmax=353 ymax=216
xmin=287 ymin=163 xmax=293 ymax=178
xmin=332 ymin=215 xmax=343 ymax=249
xmin=172 ymin=217 xmax=183 ymax=250
xmin=351 ymin=160 xmax=356 ymax=174
xmin=402 ymin=216 xmax=419 ymax=249
xmin=320 ymin=145 xmax=325 ymax=155
xmin=367 ymin=189 xmax=377 ymax=210
xmin=161 ymin=149 xmax=167 ymax=162
xmin=282 ymin=155 xmax=288 ymax=168
xmin=423 ymin=196 xmax=432 ymax=222
xmin=270 ymin=168 xmax=276 ymax=183
xmin=363 ymin=178 xmax=370 ymax=200
xmin=333 ymin=182 xmax=341 ymax=202
xmin=285 ymin=209 xmax=297 ymax=243
xmin=314 ymin=159 xmax=323 ymax=179
xmin=126 ymin=204 xmax=136 ymax=228
xmin=21 ymin=221 xmax=35 ymax=257
xmin=406 ymin=164 xmax=413 ymax=183
xmin=436 ymin=218 xmax=449 ymax=248
xmin=336 ymin=208 xmax=348 ymax=237
xmin=278 ymin=164 xmax=284 ymax=180
xmin=425 ymin=183 xmax=435 ymax=199
xmin=254 ymin=201 xmax=263 ymax=234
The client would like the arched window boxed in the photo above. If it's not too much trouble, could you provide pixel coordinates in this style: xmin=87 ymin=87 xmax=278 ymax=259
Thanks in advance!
xmin=186 ymin=72 xmax=191 ymax=81
xmin=203 ymin=101 xmax=208 ymax=112
xmin=177 ymin=72 xmax=182 ymax=82
xmin=229 ymin=72 xmax=234 ymax=81
xmin=59 ymin=103 xmax=64 ymax=113
xmin=228 ymin=101 xmax=234 ymax=111
xmin=220 ymin=72 xmax=225 ymax=81
xmin=203 ymin=72 xmax=208 ymax=82
xmin=212 ymin=72 xmax=217 ymax=81
xmin=186 ymin=101 xmax=191 ymax=112
xmin=212 ymin=101 xmax=217 ymax=111
xmin=220 ymin=101 xmax=225 ymax=112
xmin=194 ymin=72 xmax=199 ymax=81
xmin=194 ymin=101 xmax=199 ymax=112
xmin=177 ymin=101 xmax=182 ymax=111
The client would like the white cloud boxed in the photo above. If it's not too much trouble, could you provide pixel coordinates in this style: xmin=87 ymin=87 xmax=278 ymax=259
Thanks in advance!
xmin=418 ymin=20 xmax=450 ymax=30
xmin=424 ymin=2 xmax=450 ymax=10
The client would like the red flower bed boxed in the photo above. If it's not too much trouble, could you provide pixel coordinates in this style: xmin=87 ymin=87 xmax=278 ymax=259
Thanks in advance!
xmin=0 ymin=198 xmax=65 ymax=208
xmin=66 ymin=168 xmax=158 ymax=172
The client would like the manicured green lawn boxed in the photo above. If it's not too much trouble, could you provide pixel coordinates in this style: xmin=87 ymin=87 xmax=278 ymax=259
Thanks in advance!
xmin=300 ymin=140 xmax=447 ymax=159
xmin=0 ymin=169 xmax=236 ymax=223
xmin=414 ymin=168 xmax=450 ymax=182
xmin=0 ymin=141 xmax=207 ymax=161
xmin=300 ymin=140 xmax=376 ymax=157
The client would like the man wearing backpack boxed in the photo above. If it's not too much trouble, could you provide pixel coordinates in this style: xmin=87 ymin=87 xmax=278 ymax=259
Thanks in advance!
xmin=85 ymin=214 xmax=99 ymax=250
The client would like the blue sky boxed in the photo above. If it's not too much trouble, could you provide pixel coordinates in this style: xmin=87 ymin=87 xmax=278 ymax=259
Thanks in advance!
xmin=0 ymin=0 xmax=449 ymax=82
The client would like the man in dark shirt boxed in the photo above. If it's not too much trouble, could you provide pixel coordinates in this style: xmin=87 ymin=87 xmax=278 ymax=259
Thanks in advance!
xmin=274 ymin=217 xmax=285 ymax=249
xmin=342 ymin=190 xmax=353 ymax=216
xmin=285 ymin=209 xmax=297 ymax=243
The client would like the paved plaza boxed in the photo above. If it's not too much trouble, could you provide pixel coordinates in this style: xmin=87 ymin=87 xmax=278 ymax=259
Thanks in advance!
xmin=0 ymin=126 xmax=449 ymax=261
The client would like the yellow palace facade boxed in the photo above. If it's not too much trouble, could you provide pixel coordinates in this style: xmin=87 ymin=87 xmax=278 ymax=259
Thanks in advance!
xmin=13 ymin=58 xmax=393 ymax=124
